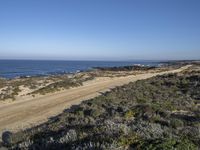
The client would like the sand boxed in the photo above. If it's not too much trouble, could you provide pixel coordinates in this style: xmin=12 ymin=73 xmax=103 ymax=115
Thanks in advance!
xmin=0 ymin=65 xmax=191 ymax=136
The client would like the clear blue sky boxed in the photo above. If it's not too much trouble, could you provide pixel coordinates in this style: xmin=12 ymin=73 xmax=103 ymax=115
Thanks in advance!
xmin=0 ymin=0 xmax=199 ymax=60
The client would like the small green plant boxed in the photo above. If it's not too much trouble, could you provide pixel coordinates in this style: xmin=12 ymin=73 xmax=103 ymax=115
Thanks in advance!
xmin=170 ymin=119 xmax=184 ymax=129
xmin=124 ymin=110 xmax=135 ymax=119
xmin=136 ymin=98 xmax=147 ymax=103
xmin=118 ymin=133 xmax=140 ymax=147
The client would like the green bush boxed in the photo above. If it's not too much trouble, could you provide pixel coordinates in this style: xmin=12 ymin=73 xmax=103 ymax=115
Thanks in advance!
xmin=124 ymin=110 xmax=135 ymax=119
xmin=137 ymin=138 xmax=198 ymax=150
xmin=170 ymin=119 xmax=184 ymax=129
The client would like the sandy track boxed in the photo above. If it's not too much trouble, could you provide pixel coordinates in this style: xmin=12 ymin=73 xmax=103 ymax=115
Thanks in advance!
xmin=0 ymin=65 xmax=190 ymax=135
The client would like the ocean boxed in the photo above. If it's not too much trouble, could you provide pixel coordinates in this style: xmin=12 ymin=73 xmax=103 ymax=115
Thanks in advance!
xmin=0 ymin=60 xmax=161 ymax=79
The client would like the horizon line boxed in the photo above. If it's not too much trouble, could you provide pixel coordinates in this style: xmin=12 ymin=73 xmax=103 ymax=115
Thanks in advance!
xmin=0 ymin=58 xmax=199 ymax=62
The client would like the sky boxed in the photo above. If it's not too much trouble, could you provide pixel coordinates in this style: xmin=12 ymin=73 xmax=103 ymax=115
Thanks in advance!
xmin=0 ymin=0 xmax=200 ymax=60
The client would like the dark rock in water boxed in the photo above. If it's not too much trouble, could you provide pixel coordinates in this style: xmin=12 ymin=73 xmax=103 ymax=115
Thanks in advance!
xmin=2 ymin=131 xmax=13 ymax=145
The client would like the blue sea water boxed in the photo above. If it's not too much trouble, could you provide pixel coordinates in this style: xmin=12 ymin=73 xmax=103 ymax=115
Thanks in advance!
xmin=0 ymin=60 xmax=161 ymax=79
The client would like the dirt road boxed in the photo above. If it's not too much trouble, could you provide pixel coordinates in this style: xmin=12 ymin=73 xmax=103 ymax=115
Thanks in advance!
xmin=0 ymin=65 xmax=190 ymax=135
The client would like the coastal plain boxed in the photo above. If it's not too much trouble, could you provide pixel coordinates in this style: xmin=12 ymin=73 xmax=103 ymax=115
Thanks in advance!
xmin=0 ymin=64 xmax=190 ymax=135
xmin=0 ymin=62 xmax=200 ymax=150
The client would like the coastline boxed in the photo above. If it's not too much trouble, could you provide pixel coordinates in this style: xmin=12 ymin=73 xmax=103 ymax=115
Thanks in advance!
xmin=0 ymin=63 xmax=172 ymax=102
xmin=0 ymin=60 xmax=163 ymax=79
xmin=0 ymin=65 xmax=191 ymax=137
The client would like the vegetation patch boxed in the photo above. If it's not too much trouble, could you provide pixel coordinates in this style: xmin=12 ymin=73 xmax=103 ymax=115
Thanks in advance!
xmin=1 ymin=65 xmax=200 ymax=149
